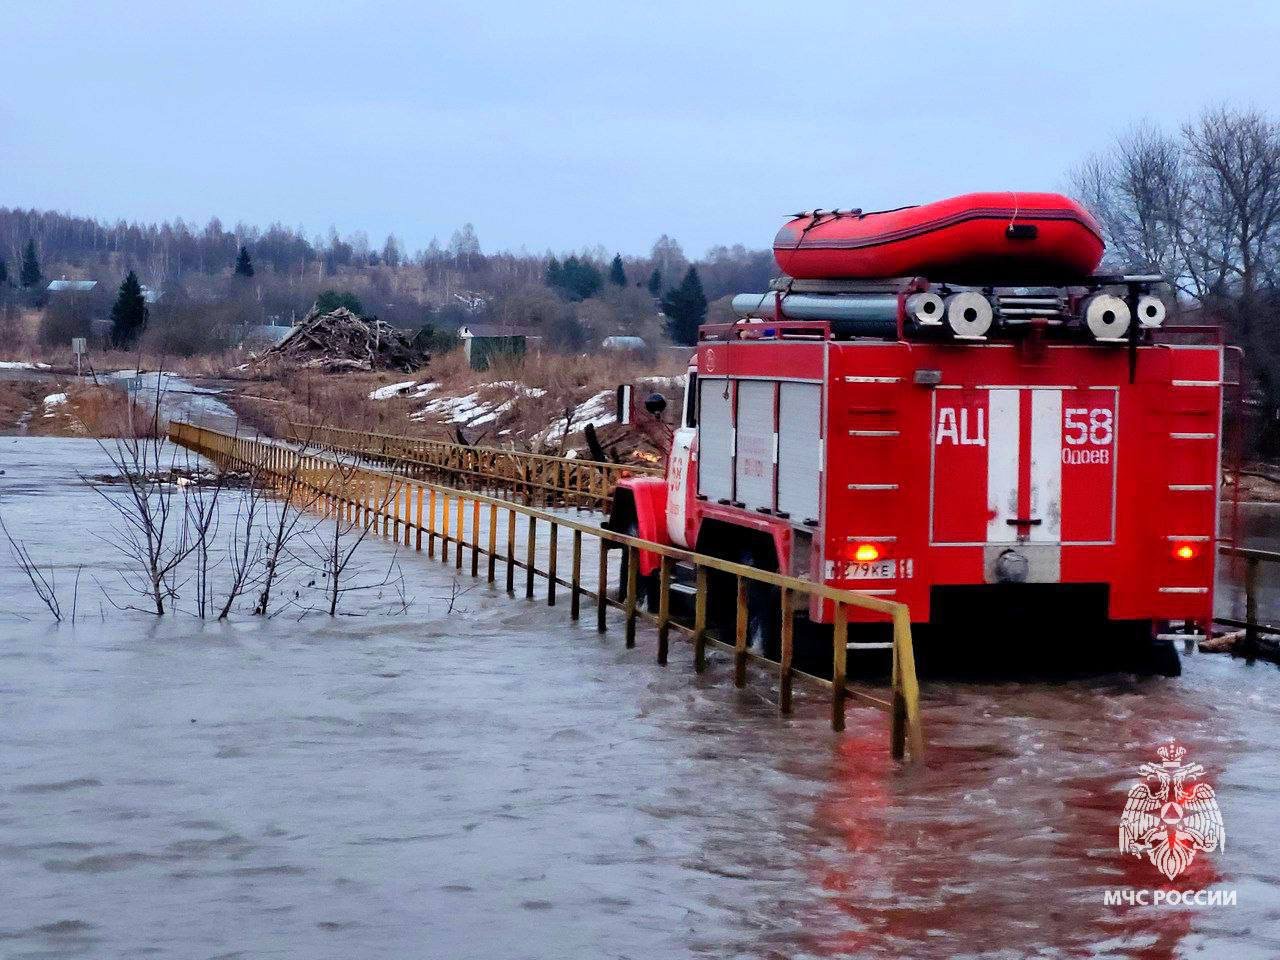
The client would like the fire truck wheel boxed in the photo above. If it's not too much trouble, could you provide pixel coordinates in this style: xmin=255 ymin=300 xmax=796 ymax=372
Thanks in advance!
xmin=1141 ymin=635 xmax=1182 ymax=678
xmin=1114 ymin=621 xmax=1181 ymax=677
xmin=615 ymin=521 xmax=659 ymax=610
xmin=739 ymin=545 xmax=782 ymax=661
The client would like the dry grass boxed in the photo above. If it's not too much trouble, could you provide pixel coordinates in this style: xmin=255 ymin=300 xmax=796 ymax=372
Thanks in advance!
xmin=0 ymin=366 xmax=157 ymax=439
xmin=0 ymin=338 xmax=245 ymax=379
xmin=223 ymin=346 xmax=691 ymax=457
xmin=17 ymin=382 xmax=158 ymax=439
xmin=66 ymin=384 xmax=159 ymax=438
xmin=0 ymin=380 xmax=45 ymax=432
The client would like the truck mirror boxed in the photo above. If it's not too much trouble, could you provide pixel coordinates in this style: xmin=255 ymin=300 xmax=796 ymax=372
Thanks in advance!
xmin=644 ymin=393 xmax=667 ymax=418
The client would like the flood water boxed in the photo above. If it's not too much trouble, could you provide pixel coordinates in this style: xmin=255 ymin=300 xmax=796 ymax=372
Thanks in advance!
xmin=1 ymin=437 xmax=1279 ymax=959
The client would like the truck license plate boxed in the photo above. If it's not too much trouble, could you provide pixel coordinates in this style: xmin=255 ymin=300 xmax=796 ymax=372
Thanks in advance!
xmin=846 ymin=559 xmax=896 ymax=580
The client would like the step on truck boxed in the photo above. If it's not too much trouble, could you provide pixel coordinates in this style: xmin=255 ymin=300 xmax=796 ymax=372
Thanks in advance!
xmin=608 ymin=273 xmax=1224 ymax=675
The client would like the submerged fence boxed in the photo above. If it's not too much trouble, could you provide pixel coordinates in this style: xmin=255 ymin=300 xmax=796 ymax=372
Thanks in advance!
xmin=283 ymin=423 xmax=661 ymax=512
xmin=171 ymin=421 xmax=924 ymax=761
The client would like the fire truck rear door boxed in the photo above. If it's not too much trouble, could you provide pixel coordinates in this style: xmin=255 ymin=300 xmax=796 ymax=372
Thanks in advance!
xmin=930 ymin=385 xmax=1117 ymax=555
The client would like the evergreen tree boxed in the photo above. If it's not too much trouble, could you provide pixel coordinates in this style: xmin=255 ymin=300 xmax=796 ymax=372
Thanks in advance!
xmin=545 ymin=255 xmax=602 ymax=301
xmin=563 ymin=256 xmax=603 ymax=300
xmin=646 ymin=268 xmax=662 ymax=297
xmin=608 ymin=253 xmax=626 ymax=287
xmin=19 ymin=240 xmax=41 ymax=288
xmin=234 ymin=245 xmax=255 ymax=277
xmin=544 ymin=255 xmax=563 ymax=290
xmin=661 ymin=266 xmax=707 ymax=346
xmin=110 ymin=271 xmax=148 ymax=348
xmin=0 ymin=257 xmax=8 ymax=286
xmin=314 ymin=289 xmax=363 ymax=314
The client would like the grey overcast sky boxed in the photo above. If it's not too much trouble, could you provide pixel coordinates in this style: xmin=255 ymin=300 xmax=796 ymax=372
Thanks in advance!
xmin=3 ymin=0 xmax=1278 ymax=257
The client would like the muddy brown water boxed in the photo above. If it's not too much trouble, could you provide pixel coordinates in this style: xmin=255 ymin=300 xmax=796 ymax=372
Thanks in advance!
xmin=1 ymin=438 xmax=1278 ymax=959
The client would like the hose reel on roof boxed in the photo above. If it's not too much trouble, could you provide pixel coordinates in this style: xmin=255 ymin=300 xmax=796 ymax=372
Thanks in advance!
xmin=1082 ymin=294 xmax=1131 ymax=340
xmin=944 ymin=292 xmax=995 ymax=338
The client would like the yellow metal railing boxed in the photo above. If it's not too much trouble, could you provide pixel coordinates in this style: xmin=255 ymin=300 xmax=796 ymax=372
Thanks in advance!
xmin=170 ymin=421 xmax=924 ymax=760
xmin=283 ymin=423 xmax=661 ymax=512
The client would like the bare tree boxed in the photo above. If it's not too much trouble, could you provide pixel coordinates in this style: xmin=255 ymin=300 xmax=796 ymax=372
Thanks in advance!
xmin=1 ymin=514 xmax=63 ymax=622
xmin=252 ymin=444 xmax=323 ymax=616
xmin=89 ymin=433 xmax=198 ymax=616
xmin=1182 ymin=106 xmax=1280 ymax=297
xmin=1070 ymin=105 xmax=1280 ymax=451
xmin=303 ymin=457 xmax=403 ymax=616
xmin=217 ymin=457 xmax=271 ymax=620
xmin=184 ymin=471 xmax=226 ymax=619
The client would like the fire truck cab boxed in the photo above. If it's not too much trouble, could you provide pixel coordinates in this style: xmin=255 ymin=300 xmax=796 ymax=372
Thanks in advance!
xmin=609 ymin=277 xmax=1223 ymax=675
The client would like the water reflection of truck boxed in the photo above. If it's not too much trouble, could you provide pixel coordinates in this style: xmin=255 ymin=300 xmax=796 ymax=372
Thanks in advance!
xmin=608 ymin=193 xmax=1224 ymax=675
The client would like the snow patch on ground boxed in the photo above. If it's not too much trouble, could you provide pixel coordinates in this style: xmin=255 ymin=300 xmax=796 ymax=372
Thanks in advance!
xmin=369 ymin=380 xmax=417 ymax=400
xmin=411 ymin=391 xmax=491 ymax=424
xmin=638 ymin=374 xmax=687 ymax=389
xmin=0 ymin=361 xmax=52 ymax=370
xmin=43 ymin=393 xmax=67 ymax=406
xmin=410 ymin=381 xmax=545 ymax=425
xmin=534 ymin=389 xmax=615 ymax=444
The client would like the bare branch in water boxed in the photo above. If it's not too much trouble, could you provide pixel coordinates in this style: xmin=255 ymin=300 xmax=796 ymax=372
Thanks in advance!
xmin=0 ymin=514 xmax=63 ymax=622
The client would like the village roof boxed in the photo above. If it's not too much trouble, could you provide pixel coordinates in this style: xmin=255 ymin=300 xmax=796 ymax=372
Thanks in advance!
xmin=459 ymin=323 xmax=537 ymax=339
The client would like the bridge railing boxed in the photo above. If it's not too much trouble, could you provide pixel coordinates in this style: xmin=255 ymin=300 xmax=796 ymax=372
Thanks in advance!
xmin=1217 ymin=544 xmax=1280 ymax=655
xmin=282 ymin=422 xmax=661 ymax=512
xmin=171 ymin=420 xmax=924 ymax=761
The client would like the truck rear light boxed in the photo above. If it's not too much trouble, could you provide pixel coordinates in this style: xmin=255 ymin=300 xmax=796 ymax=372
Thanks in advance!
xmin=1172 ymin=543 xmax=1199 ymax=560
xmin=852 ymin=543 xmax=881 ymax=562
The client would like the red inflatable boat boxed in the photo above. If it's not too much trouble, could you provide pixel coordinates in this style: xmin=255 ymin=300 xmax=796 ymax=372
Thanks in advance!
xmin=773 ymin=191 xmax=1105 ymax=283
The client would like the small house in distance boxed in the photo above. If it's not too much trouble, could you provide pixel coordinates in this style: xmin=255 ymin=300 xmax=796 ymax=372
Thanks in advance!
xmin=459 ymin=323 xmax=535 ymax=370
xmin=602 ymin=335 xmax=647 ymax=352
xmin=47 ymin=278 xmax=98 ymax=294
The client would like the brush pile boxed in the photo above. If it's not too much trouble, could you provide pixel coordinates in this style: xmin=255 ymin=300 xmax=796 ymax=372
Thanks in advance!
xmin=255 ymin=307 xmax=429 ymax=372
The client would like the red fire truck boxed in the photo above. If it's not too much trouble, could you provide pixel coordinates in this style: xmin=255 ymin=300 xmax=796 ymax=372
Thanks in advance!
xmin=608 ymin=271 xmax=1224 ymax=676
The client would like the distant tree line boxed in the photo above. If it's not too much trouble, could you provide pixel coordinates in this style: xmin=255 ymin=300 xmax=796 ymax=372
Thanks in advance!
xmin=0 ymin=205 xmax=775 ymax=356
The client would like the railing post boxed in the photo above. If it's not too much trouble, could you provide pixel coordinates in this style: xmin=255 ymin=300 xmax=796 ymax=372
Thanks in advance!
xmin=892 ymin=606 xmax=924 ymax=760
xmin=597 ymin=540 xmax=609 ymax=633
xmin=693 ymin=566 xmax=708 ymax=672
xmin=570 ymin=530 xmax=582 ymax=620
xmin=547 ymin=522 xmax=558 ymax=606
xmin=455 ymin=496 xmax=465 ymax=572
xmin=506 ymin=509 xmax=517 ymax=595
xmin=525 ymin=515 xmax=536 ymax=599
xmin=656 ymin=556 xmax=671 ymax=665
xmin=382 ymin=477 xmax=391 ymax=537
xmin=441 ymin=493 xmax=450 ymax=564
xmin=471 ymin=499 xmax=480 ymax=578
xmin=624 ymin=545 xmax=638 ymax=648
xmin=403 ymin=483 xmax=412 ymax=547
xmin=831 ymin=604 xmax=848 ymax=732
xmin=428 ymin=489 xmax=437 ymax=558
xmin=734 ymin=575 xmax=748 ymax=687
xmin=779 ymin=588 xmax=794 ymax=714
xmin=415 ymin=486 xmax=424 ymax=551
xmin=486 ymin=503 xmax=498 ymax=584
xmin=392 ymin=479 xmax=401 ymax=540
xmin=1245 ymin=556 xmax=1260 ymax=657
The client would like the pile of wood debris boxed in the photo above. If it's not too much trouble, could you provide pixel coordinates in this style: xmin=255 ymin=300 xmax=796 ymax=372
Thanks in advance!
xmin=254 ymin=307 xmax=429 ymax=372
